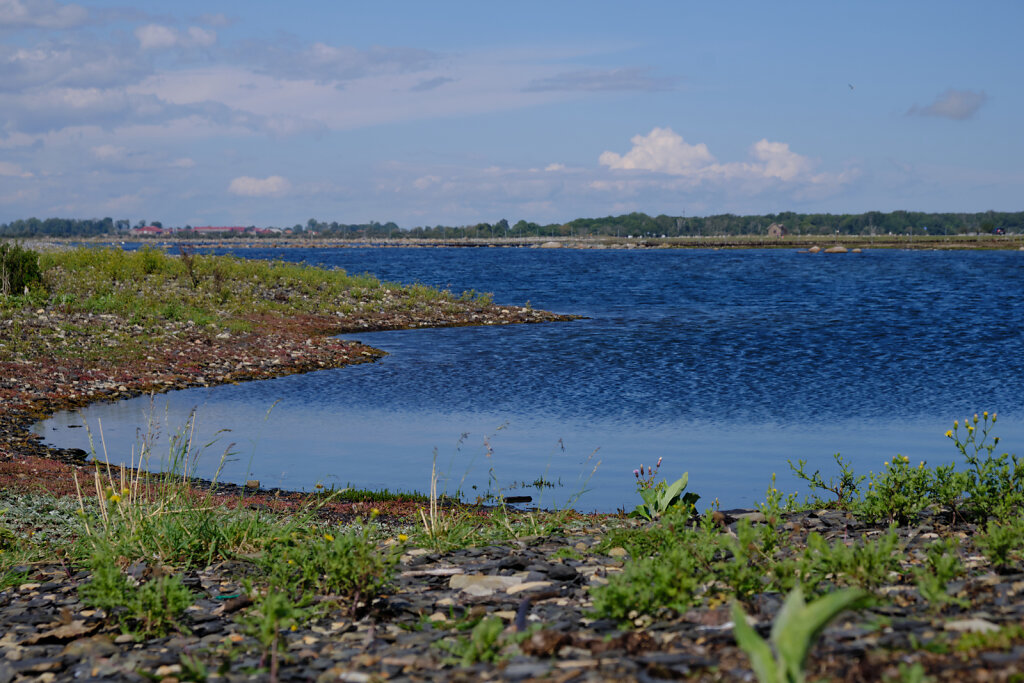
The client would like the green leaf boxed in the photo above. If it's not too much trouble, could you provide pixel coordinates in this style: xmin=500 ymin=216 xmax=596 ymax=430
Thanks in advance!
xmin=658 ymin=474 xmax=689 ymax=509
xmin=773 ymin=587 xmax=868 ymax=682
xmin=731 ymin=601 xmax=780 ymax=683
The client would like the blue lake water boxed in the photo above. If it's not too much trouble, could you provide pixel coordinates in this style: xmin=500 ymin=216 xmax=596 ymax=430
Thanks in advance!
xmin=36 ymin=247 xmax=1024 ymax=512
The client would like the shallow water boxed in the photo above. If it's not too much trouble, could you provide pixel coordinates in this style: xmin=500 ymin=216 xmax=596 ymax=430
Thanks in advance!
xmin=36 ymin=247 xmax=1024 ymax=511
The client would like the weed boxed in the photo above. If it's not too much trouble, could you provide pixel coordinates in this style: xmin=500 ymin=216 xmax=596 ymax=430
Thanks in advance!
xmin=0 ymin=242 xmax=43 ymax=296
xmin=237 ymin=588 xmax=307 ymax=681
xmin=630 ymin=461 xmax=699 ymax=521
xmin=731 ymin=586 xmax=868 ymax=683
xmin=436 ymin=617 xmax=508 ymax=666
xmin=799 ymin=528 xmax=901 ymax=593
xmin=883 ymin=662 xmax=934 ymax=683
xmin=257 ymin=511 xmax=401 ymax=617
xmin=953 ymin=623 xmax=1024 ymax=660
xmin=788 ymin=453 xmax=864 ymax=508
xmin=860 ymin=456 xmax=933 ymax=524
xmin=975 ymin=517 xmax=1024 ymax=572
xmin=78 ymin=547 xmax=195 ymax=638
xmin=914 ymin=538 xmax=967 ymax=610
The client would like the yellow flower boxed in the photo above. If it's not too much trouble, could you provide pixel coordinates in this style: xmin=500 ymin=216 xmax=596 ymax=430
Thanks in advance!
xmin=121 ymin=487 xmax=130 ymax=496
xmin=287 ymin=559 xmax=295 ymax=565
xmin=954 ymin=420 xmax=959 ymax=428
xmin=968 ymin=425 xmax=975 ymax=433
xmin=919 ymin=462 xmax=925 ymax=468
xmin=983 ymin=411 xmax=989 ymax=419
xmin=324 ymin=533 xmax=334 ymax=542
xmin=109 ymin=494 xmax=121 ymax=503
xmin=398 ymin=534 xmax=408 ymax=542
xmin=883 ymin=461 xmax=889 ymax=468
xmin=945 ymin=430 xmax=953 ymax=438
xmin=370 ymin=508 xmax=380 ymax=519
xmin=290 ymin=624 xmax=297 ymax=632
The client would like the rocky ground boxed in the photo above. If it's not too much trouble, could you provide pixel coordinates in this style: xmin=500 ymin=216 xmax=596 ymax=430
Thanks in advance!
xmin=3 ymin=507 xmax=1024 ymax=682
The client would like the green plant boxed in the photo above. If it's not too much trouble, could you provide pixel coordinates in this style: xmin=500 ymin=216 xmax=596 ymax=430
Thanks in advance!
xmin=731 ymin=586 xmax=868 ymax=683
xmin=78 ymin=549 xmax=195 ymax=637
xmin=859 ymin=455 xmax=933 ymax=524
xmin=631 ymin=466 xmax=699 ymax=521
xmin=589 ymin=520 xmax=718 ymax=622
xmin=883 ymin=662 xmax=934 ymax=683
xmin=788 ymin=453 xmax=864 ymax=508
xmin=257 ymin=512 xmax=401 ymax=617
xmin=799 ymin=528 xmax=901 ymax=593
xmin=436 ymin=617 xmax=508 ymax=666
xmin=0 ymin=242 xmax=43 ymax=296
xmin=948 ymin=413 xmax=1024 ymax=520
xmin=976 ymin=517 xmax=1024 ymax=572
xmin=238 ymin=588 xmax=307 ymax=681
xmin=914 ymin=538 xmax=967 ymax=610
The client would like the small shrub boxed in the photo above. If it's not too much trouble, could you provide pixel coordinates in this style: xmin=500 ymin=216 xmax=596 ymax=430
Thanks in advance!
xmin=0 ymin=242 xmax=43 ymax=296
xmin=976 ymin=517 xmax=1024 ymax=572
xmin=799 ymin=528 xmax=901 ymax=593
xmin=79 ymin=550 xmax=194 ymax=637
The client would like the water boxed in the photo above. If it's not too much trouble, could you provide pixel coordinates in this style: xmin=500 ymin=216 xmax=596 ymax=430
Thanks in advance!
xmin=36 ymin=247 xmax=1024 ymax=511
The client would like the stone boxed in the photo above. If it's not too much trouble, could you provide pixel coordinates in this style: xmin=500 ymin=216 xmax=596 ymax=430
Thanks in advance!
xmin=449 ymin=573 xmax=523 ymax=597
xmin=944 ymin=618 xmax=1000 ymax=633
xmin=825 ymin=246 xmax=848 ymax=253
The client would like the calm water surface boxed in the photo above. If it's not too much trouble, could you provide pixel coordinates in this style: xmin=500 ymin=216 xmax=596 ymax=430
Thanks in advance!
xmin=37 ymin=248 xmax=1024 ymax=511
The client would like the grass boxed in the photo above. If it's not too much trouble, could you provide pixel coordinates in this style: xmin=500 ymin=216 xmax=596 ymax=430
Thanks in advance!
xmin=0 ymin=245 xmax=506 ymax=364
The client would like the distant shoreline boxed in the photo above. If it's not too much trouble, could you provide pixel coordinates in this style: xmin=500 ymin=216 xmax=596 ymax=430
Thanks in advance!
xmin=23 ymin=233 xmax=1024 ymax=252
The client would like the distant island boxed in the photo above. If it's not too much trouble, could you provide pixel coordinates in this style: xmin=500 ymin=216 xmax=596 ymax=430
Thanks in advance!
xmin=1 ymin=210 xmax=1021 ymax=240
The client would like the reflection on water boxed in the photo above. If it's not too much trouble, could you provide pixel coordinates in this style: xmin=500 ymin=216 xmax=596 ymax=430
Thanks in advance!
xmin=36 ymin=248 xmax=1024 ymax=511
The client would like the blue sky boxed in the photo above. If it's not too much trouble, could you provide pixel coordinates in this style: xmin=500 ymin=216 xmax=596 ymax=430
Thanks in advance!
xmin=1 ymin=0 xmax=1021 ymax=227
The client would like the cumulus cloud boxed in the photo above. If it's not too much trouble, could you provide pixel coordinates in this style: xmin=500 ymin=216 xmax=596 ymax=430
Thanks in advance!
xmin=908 ymin=89 xmax=988 ymax=120
xmin=135 ymin=23 xmax=216 ymax=50
xmin=598 ymin=127 xmax=852 ymax=198
xmin=599 ymin=127 xmax=715 ymax=174
xmin=0 ymin=0 xmax=87 ymax=29
xmin=525 ymin=67 xmax=674 ymax=92
xmin=228 ymin=175 xmax=291 ymax=197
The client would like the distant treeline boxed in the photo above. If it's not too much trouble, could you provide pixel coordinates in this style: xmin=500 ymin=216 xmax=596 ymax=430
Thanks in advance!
xmin=1 ymin=211 xmax=1021 ymax=239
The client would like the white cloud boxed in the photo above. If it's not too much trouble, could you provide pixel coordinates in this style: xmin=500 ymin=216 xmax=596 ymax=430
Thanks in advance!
xmin=598 ymin=127 xmax=854 ymax=200
xmin=135 ymin=24 xmax=178 ymax=50
xmin=525 ymin=67 xmax=674 ymax=93
xmin=0 ymin=0 xmax=87 ymax=29
xmin=599 ymin=127 xmax=715 ymax=175
xmin=544 ymin=163 xmax=565 ymax=172
xmin=746 ymin=139 xmax=813 ymax=181
xmin=91 ymin=144 xmax=125 ymax=160
xmin=228 ymin=175 xmax=291 ymax=197
xmin=907 ymin=89 xmax=988 ymax=120
xmin=135 ymin=24 xmax=216 ymax=50
xmin=413 ymin=174 xmax=440 ymax=189
xmin=171 ymin=157 xmax=195 ymax=168
xmin=0 ymin=161 xmax=32 ymax=177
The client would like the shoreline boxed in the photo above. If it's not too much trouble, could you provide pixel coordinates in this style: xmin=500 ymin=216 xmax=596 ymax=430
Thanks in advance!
xmin=20 ymin=233 xmax=1024 ymax=252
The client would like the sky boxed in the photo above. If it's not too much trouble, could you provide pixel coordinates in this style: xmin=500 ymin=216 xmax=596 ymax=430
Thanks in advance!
xmin=1 ymin=0 xmax=1022 ymax=228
